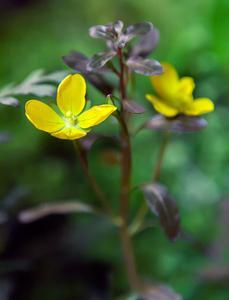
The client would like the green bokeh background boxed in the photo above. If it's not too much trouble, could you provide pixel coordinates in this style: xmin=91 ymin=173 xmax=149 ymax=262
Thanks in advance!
xmin=0 ymin=0 xmax=228 ymax=299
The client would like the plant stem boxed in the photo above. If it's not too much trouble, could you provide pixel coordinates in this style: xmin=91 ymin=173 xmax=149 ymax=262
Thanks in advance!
xmin=117 ymin=48 xmax=140 ymax=291
xmin=152 ymin=131 xmax=170 ymax=182
xmin=117 ymin=48 xmax=126 ymax=100
xmin=130 ymin=132 xmax=171 ymax=235
xmin=109 ymin=61 xmax=120 ymax=77
xmin=119 ymin=115 xmax=131 ymax=220
xmin=72 ymin=140 xmax=113 ymax=216
xmin=119 ymin=219 xmax=140 ymax=290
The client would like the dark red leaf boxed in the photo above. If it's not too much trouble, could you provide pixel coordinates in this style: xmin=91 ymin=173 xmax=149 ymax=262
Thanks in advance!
xmin=63 ymin=51 xmax=114 ymax=95
xmin=141 ymin=183 xmax=180 ymax=241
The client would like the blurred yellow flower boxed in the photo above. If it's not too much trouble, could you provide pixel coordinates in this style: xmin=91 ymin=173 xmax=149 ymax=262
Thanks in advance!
xmin=146 ymin=63 xmax=214 ymax=117
xmin=25 ymin=74 xmax=117 ymax=140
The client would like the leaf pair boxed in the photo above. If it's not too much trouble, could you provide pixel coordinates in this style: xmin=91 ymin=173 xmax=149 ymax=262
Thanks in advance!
xmin=89 ymin=20 xmax=152 ymax=51
xmin=63 ymin=20 xmax=162 ymax=78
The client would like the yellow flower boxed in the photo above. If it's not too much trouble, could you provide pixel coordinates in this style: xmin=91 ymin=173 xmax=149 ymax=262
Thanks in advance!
xmin=146 ymin=63 xmax=214 ymax=117
xmin=25 ymin=74 xmax=117 ymax=140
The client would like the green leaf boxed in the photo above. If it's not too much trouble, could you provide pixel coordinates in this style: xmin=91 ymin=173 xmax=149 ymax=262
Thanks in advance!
xmin=106 ymin=94 xmax=121 ymax=111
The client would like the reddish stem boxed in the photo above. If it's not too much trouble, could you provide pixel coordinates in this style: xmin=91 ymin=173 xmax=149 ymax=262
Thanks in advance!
xmin=117 ymin=47 xmax=140 ymax=291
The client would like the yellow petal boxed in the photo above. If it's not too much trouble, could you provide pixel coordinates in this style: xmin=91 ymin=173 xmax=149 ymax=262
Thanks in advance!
xmin=146 ymin=94 xmax=178 ymax=117
xmin=57 ymin=74 xmax=86 ymax=117
xmin=25 ymin=100 xmax=65 ymax=133
xmin=150 ymin=63 xmax=179 ymax=100
xmin=51 ymin=127 xmax=87 ymax=140
xmin=178 ymin=77 xmax=195 ymax=96
xmin=78 ymin=105 xmax=117 ymax=129
xmin=184 ymin=98 xmax=214 ymax=116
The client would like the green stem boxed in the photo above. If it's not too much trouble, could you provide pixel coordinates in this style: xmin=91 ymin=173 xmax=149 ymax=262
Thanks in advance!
xmin=72 ymin=140 xmax=113 ymax=216
xmin=153 ymin=131 xmax=170 ymax=182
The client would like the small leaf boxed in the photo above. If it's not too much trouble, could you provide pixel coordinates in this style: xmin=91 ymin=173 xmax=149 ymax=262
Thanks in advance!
xmin=80 ymin=134 xmax=103 ymax=151
xmin=124 ymin=22 xmax=152 ymax=42
xmin=80 ymin=134 xmax=119 ymax=151
xmin=63 ymin=51 xmax=89 ymax=73
xmin=17 ymin=84 xmax=55 ymax=97
xmin=18 ymin=201 xmax=94 ymax=223
xmin=141 ymin=183 xmax=180 ymax=240
xmin=138 ymin=283 xmax=182 ymax=300
xmin=0 ymin=83 xmax=15 ymax=97
xmin=113 ymin=20 xmax=124 ymax=35
xmin=126 ymin=57 xmax=162 ymax=76
xmin=63 ymin=51 xmax=114 ymax=95
xmin=0 ymin=70 xmax=69 ymax=106
xmin=12 ymin=69 xmax=67 ymax=97
xmin=41 ymin=70 xmax=68 ymax=82
xmin=21 ymin=69 xmax=44 ymax=85
xmin=0 ymin=96 xmax=19 ymax=107
xmin=123 ymin=99 xmax=146 ymax=114
xmin=89 ymin=21 xmax=124 ymax=41
xmin=87 ymin=73 xmax=114 ymax=95
xmin=106 ymin=94 xmax=121 ymax=111
xmin=89 ymin=24 xmax=115 ymax=40
xmin=87 ymin=51 xmax=116 ymax=71
xmin=144 ymin=114 xmax=208 ymax=133
xmin=130 ymin=26 xmax=160 ymax=58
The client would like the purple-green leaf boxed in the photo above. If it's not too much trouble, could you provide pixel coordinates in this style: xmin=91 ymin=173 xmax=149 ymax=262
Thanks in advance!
xmin=141 ymin=183 xmax=180 ymax=240
xmin=63 ymin=51 xmax=89 ymax=73
xmin=113 ymin=20 xmax=124 ymax=35
xmin=63 ymin=51 xmax=114 ymax=95
xmin=18 ymin=201 xmax=94 ymax=223
xmin=87 ymin=51 xmax=116 ymax=71
xmin=124 ymin=22 xmax=152 ymax=42
xmin=89 ymin=24 xmax=114 ymax=40
xmin=126 ymin=57 xmax=162 ymax=76
xmin=144 ymin=114 xmax=208 ymax=133
xmin=129 ymin=26 xmax=160 ymax=58
xmin=136 ymin=283 xmax=182 ymax=300
xmin=0 ymin=96 xmax=19 ymax=107
xmin=123 ymin=99 xmax=146 ymax=114
xmin=89 ymin=20 xmax=124 ymax=41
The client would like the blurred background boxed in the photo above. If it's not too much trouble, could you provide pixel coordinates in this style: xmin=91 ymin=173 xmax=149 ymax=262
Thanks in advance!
xmin=0 ymin=0 xmax=228 ymax=299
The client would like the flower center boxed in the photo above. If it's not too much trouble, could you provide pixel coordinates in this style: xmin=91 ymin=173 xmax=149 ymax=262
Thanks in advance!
xmin=64 ymin=111 xmax=77 ymax=128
